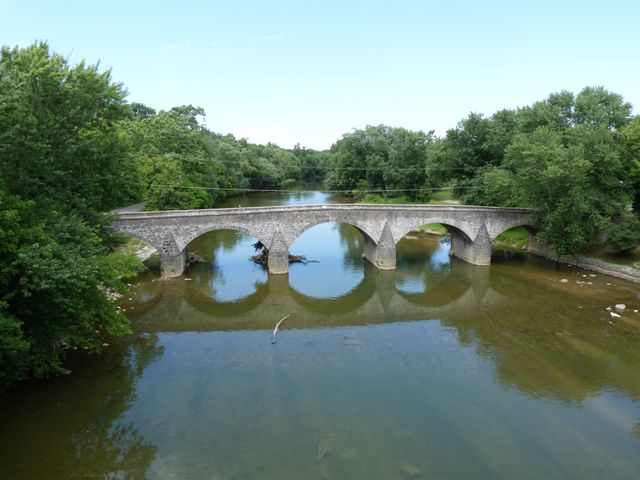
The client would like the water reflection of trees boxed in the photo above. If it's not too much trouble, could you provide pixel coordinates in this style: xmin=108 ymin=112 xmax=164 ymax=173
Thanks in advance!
xmin=189 ymin=229 xmax=249 ymax=263
xmin=442 ymin=271 xmax=640 ymax=404
xmin=0 ymin=334 xmax=163 ymax=479
xmin=337 ymin=223 xmax=365 ymax=262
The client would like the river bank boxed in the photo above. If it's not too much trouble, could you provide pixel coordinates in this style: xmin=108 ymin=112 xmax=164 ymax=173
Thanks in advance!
xmin=537 ymin=253 xmax=640 ymax=284
xmin=411 ymin=227 xmax=640 ymax=284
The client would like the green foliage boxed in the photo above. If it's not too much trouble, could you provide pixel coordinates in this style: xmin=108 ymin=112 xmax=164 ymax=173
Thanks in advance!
xmin=433 ymin=87 xmax=636 ymax=255
xmin=495 ymin=227 xmax=529 ymax=249
xmin=0 ymin=43 xmax=144 ymax=386
xmin=0 ymin=42 xmax=137 ymax=214
xmin=417 ymin=224 xmax=449 ymax=235
xmin=0 ymin=191 xmax=143 ymax=385
xmin=120 ymin=106 xmax=320 ymax=210
xmin=621 ymin=117 xmax=640 ymax=213
xmin=357 ymin=193 xmax=413 ymax=204
xmin=325 ymin=125 xmax=434 ymax=200
xmin=606 ymin=212 xmax=640 ymax=255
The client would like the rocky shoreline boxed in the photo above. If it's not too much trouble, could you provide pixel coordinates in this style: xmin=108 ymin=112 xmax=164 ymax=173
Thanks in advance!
xmin=414 ymin=229 xmax=640 ymax=284
xmin=536 ymin=254 xmax=640 ymax=284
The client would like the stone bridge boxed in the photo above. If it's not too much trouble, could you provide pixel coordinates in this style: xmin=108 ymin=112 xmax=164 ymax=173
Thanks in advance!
xmin=112 ymin=204 xmax=535 ymax=277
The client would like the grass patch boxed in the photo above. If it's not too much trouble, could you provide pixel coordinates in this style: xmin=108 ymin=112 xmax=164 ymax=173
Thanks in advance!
xmin=357 ymin=190 xmax=459 ymax=205
xmin=495 ymin=227 xmax=529 ymax=249
xmin=116 ymin=236 xmax=149 ymax=255
xmin=357 ymin=194 xmax=413 ymax=204
xmin=430 ymin=189 xmax=454 ymax=201
xmin=417 ymin=223 xmax=449 ymax=235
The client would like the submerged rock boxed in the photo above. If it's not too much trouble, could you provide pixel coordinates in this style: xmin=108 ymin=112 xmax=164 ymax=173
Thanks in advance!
xmin=316 ymin=438 xmax=335 ymax=462
xmin=400 ymin=462 xmax=422 ymax=477
xmin=339 ymin=447 xmax=358 ymax=460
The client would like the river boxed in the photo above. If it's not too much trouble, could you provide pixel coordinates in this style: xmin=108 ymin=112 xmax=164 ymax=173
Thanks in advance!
xmin=1 ymin=191 xmax=640 ymax=479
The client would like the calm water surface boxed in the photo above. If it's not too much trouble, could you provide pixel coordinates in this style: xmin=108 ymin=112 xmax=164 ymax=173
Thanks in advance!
xmin=1 ymin=191 xmax=640 ymax=479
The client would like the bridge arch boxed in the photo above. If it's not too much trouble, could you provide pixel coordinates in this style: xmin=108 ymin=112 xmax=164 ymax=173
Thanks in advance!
xmin=177 ymin=224 xmax=272 ymax=253
xmin=115 ymin=229 xmax=162 ymax=253
xmin=287 ymin=218 xmax=378 ymax=248
xmin=489 ymin=221 xmax=537 ymax=242
xmin=392 ymin=219 xmax=475 ymax=246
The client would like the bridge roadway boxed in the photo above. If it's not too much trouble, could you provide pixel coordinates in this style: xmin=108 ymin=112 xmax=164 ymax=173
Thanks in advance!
xmin=112 ymin=204 xmax=534 ymax=277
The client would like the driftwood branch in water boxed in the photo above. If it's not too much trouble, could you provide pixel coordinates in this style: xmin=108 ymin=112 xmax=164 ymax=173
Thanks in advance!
xmin=250 ymin=253 xmax=319 ymax=266
xmin=271 ymin=313 xmax=292 ymax=344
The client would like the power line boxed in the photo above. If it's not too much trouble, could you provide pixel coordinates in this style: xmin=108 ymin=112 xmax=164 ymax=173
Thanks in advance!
xmin=147 ymin=184 xmax=486 ymax=193
xmin=195 ymin=159 xmax=472 ymax=172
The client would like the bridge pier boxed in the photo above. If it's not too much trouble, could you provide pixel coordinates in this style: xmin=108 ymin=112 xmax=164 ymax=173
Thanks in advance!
xmin=267 ymin=230 xmax=289 ymax=275
xmin=363 ymin=224 xmax=396 ymax=270
xmin=449 ymin=224 xmax=492 ymax=266
xmin=160 ymin=232 xmax=187 ymax=278
xmin=267 ymin=248 xmax=289 ymax=274
xmin=161 ymin=248 xmax=187 ymax=278
xmin=527 ymin=232 xmax=549 ymax=257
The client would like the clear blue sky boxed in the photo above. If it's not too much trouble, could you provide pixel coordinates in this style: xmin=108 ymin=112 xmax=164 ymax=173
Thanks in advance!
xmin=2 ymin=0 xmax=639 ymax=149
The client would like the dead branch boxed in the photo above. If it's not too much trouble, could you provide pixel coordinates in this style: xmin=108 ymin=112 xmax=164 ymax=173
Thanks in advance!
xmin=271 ymin=313 xmax=292 ymax=344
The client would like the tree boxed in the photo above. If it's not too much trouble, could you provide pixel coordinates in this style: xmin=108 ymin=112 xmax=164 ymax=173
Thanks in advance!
xmin=574 ymin=86 xmax=632 ymax=130
xmin=0 ymin=42 xmax=137 ymax=214
xmin=326 ymin=125 xmax=433 ymax=199
xmin=119 ymin=105 xmax=219 ymax=209
xmin=428 ymin=112 xmax=506 ymax=202
xmin=0 ymin=191 xmax=142 ymax=385
xmin=0 ymin=43 xmax=143 ymax=385
xmin=621 ymin=116 xmax=640 ymax=213
xmin=502 ymin=124 xmax=627 ymax=255
xmin=434 ymin=87 xmax=636 ymax=256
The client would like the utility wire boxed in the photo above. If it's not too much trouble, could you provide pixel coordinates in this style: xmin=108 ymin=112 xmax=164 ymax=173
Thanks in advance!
xmin=189 ymin=159 xmax=471 ymax=171
xmin=147 ymin=184 xmax=485 ymax=193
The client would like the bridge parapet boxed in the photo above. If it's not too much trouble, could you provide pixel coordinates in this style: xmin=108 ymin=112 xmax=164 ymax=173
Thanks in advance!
xmin=112 ymin=204 xmax=535 ymax=277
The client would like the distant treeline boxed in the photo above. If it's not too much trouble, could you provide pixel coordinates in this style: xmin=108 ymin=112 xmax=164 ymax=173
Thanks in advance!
xmin=121 ymin=104 xmax=328 ymax=210
xmin=1 ymin=42 xmax=639 ymax=386
xmin=325 ymin=91 xmax=640 ymax=256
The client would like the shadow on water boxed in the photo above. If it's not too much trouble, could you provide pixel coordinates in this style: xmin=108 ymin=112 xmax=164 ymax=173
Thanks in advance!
xmin=0 ymin=334 xmax=164 ymax=480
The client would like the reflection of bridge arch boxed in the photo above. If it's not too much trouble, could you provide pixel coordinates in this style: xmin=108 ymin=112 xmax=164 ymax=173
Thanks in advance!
xmin=288 ymin=266 xmax=377 ymax=314
xmin=395 ymin=275 xmax=472 ymax=308
xmin=130 ymin=262 xmax=495 ymax=333
xmin=180 ymin=279 xmax=271 ymax=318
xmin=128 ymin=276 xmax=271 ymax=329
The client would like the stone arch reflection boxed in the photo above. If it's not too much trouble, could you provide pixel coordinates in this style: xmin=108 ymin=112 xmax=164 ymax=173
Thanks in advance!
xmin=395 ymin=232 xmax=453 ymax=293
xmin=288 ymin=222 xmax=367 ymax=299
xmin=187 ymin=228 xmax=268 ymax=303
xmin=288 ymin=264 xmax=378 ymax=314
